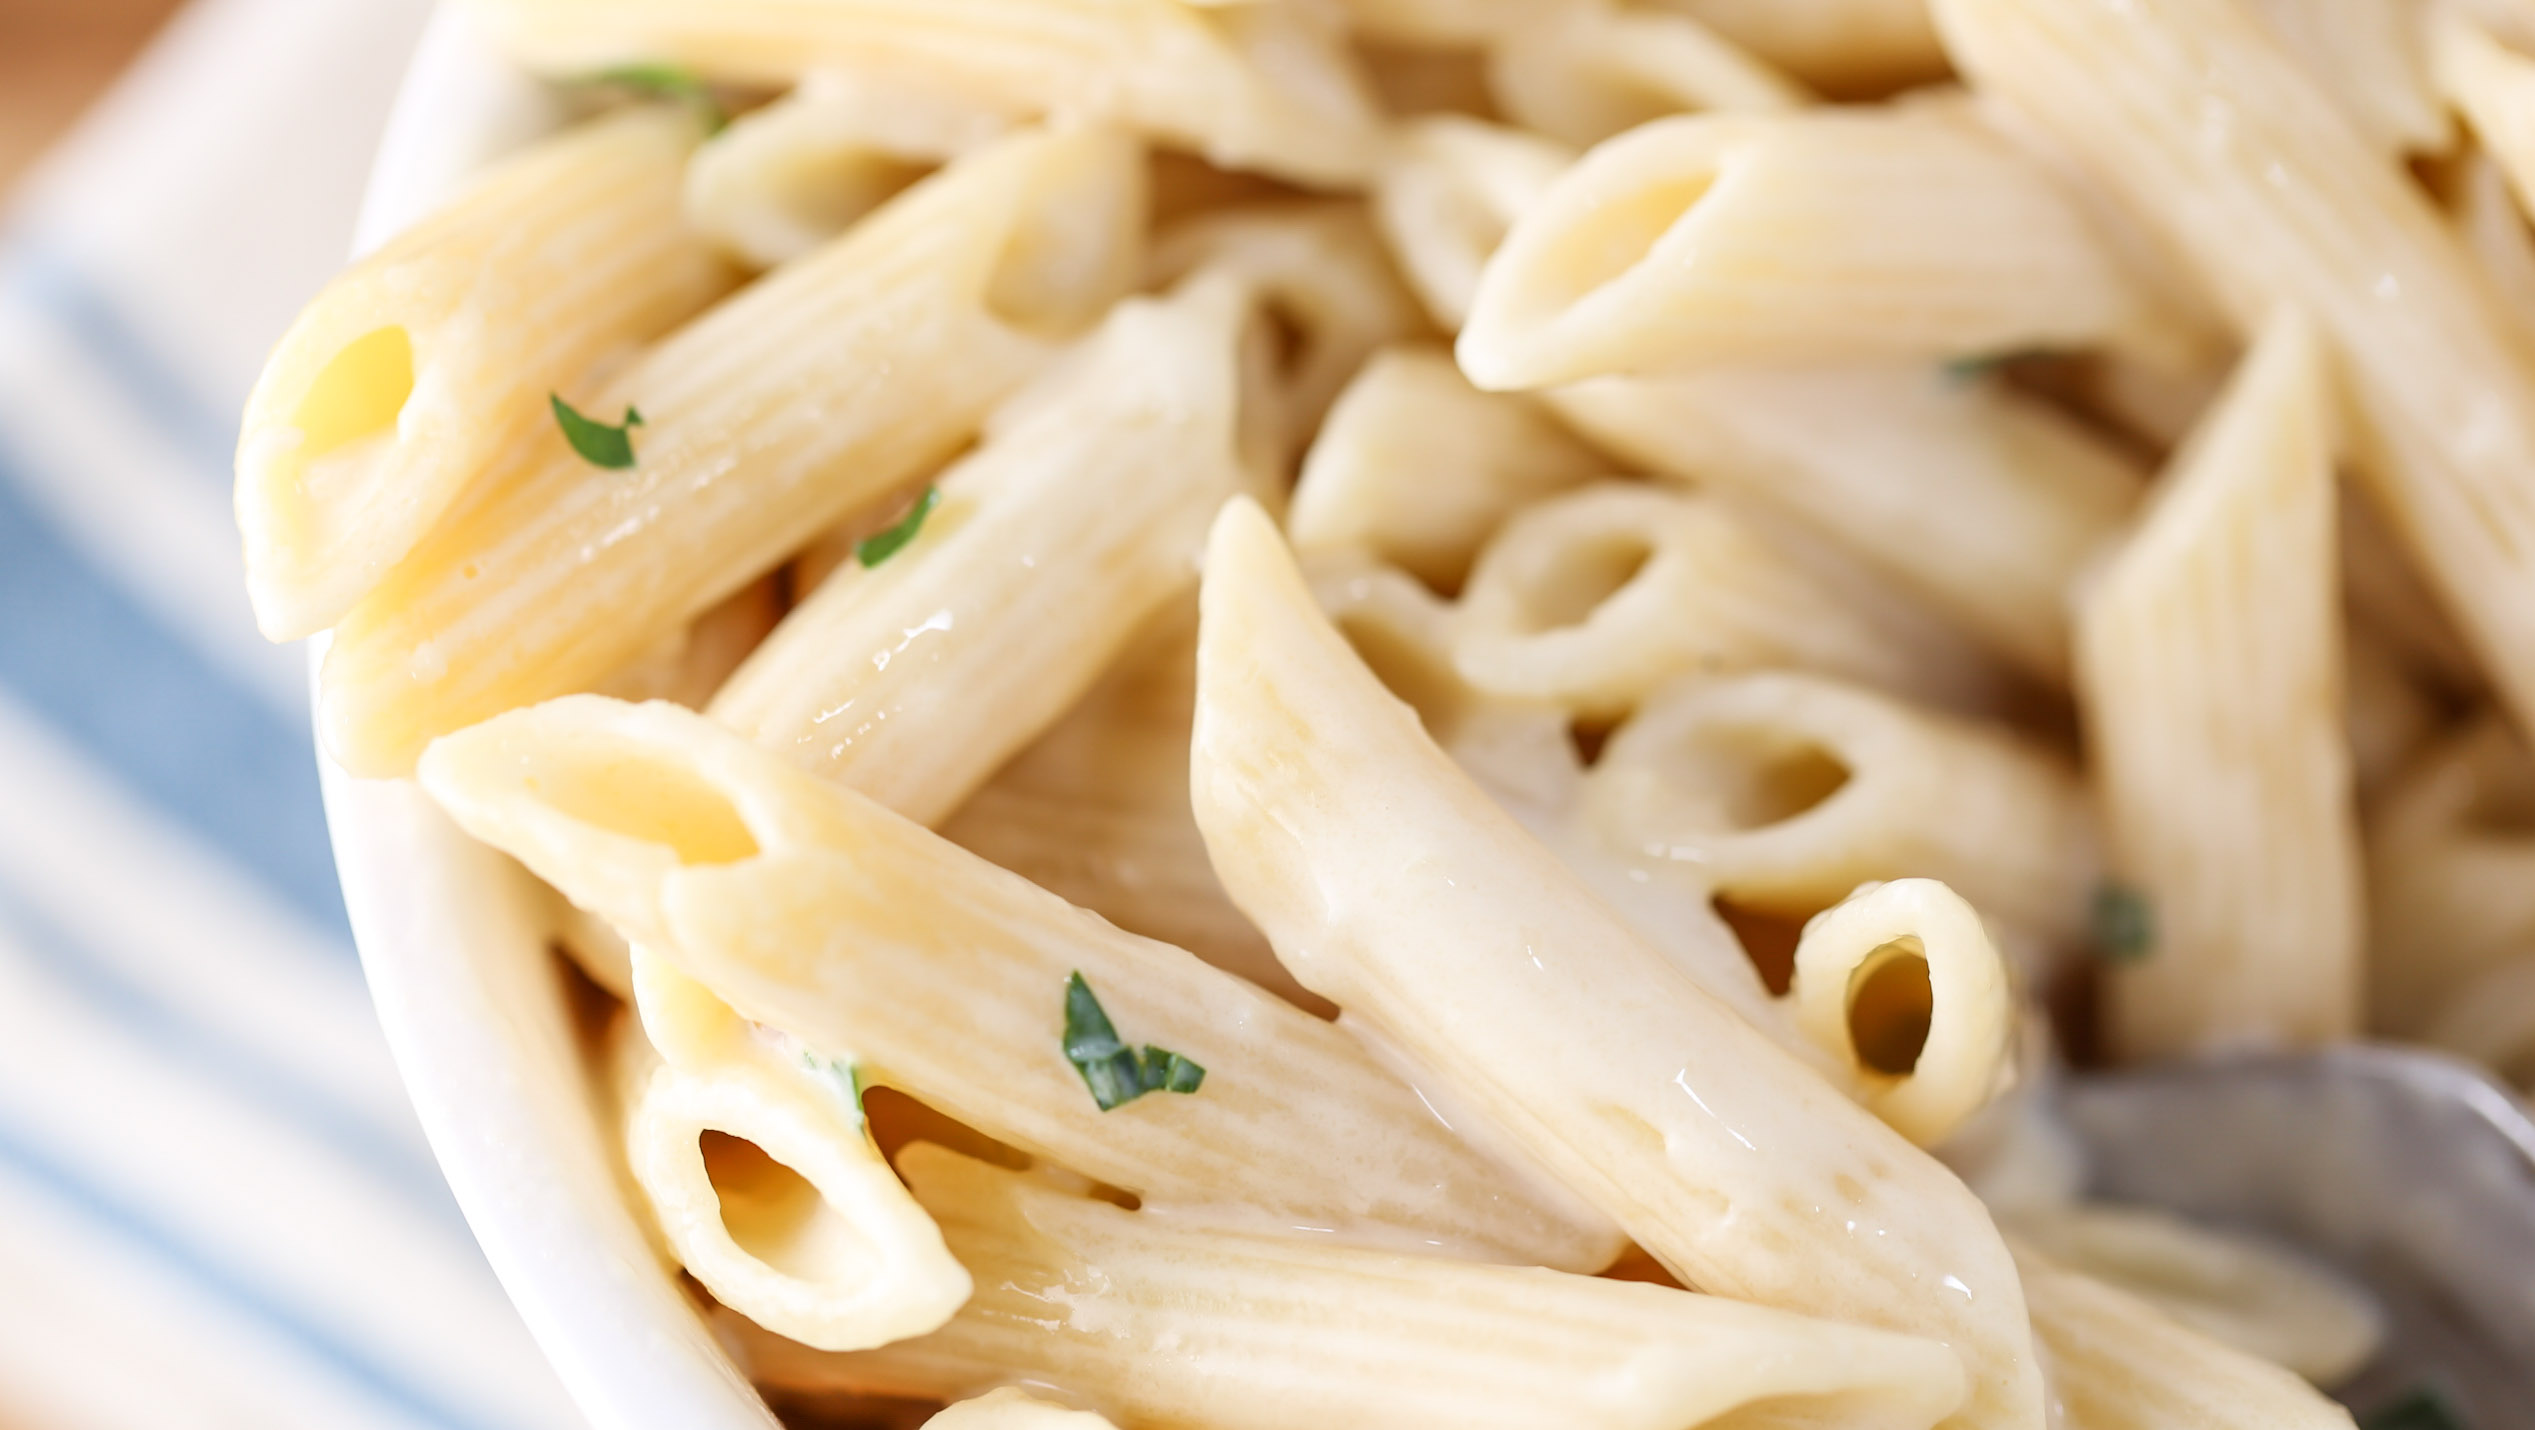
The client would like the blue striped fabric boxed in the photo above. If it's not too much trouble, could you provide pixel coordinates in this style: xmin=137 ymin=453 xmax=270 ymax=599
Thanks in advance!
xmin=0 ymin=0 xmax=581 ymax=1423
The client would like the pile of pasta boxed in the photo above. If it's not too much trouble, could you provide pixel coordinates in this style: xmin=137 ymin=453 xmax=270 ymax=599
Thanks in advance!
xmin=233 ymin=0 xmax=2535 ymax=1425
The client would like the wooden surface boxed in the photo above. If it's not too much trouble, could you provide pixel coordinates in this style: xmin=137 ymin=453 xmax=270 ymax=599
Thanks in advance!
xmin=0 ymin=0 xmax=189 ymax=193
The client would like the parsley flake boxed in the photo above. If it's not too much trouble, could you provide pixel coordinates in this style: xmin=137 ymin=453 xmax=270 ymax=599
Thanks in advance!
xmin=589 ymin=62 xmax=727 ymax=134
xmin=800 ymin=1050 xmax=868 ymax=1131
xmin=1063 ymin=972 xmax=1206 ymax=1111
xmin=1942 ymin=348 xmax=2047 ymax=386
xmin=856 ymin=487 xmax=940 ymax=568
xmin=2090 ymin=881 xmax=2156 ymax=964
xmin=551 ymin=394 xmax=644 ymax=469
xmin=2360 ymin=1385 xmax=2467 ymax=1430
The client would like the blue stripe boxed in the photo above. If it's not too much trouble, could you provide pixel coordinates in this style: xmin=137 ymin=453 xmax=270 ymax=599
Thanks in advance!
xmin=0 ymin=869 xmax=462 ymax=1232
xmin=0 ymin=233 xmax=237 ymax=478
xmin=0 ymin=427 xmax=350 ymax=936
xmin=0 ymin=1115 xmax=517 ymax=1430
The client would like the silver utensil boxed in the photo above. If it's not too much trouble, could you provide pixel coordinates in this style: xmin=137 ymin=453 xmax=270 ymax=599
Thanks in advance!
xmin=2065 ymin=1046 xmax=2535 ymax=1428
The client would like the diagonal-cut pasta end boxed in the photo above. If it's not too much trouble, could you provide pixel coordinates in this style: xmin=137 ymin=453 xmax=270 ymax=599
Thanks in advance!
xmin=416 ymin=694 xmax=810 ymax=950
xmin=613 ymin=1013 xmax=971 ymax=1352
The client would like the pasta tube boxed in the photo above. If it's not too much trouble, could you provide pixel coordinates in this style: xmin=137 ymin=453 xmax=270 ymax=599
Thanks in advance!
xmin=2005 ymin=1204 xmax=2382 ymax=1386
xmin=1932 ymin=0 xmax=2535 ymax=751
xmin=1287 ymin=344 xmax=1602 ymax=593
xmin=1301 ymin=553 xmax=1815 ymax=1056
xmin=419 ymin=694 xmax=1625 ymax=1272
xmin=612 ymin=953 xmax=970 ymax=1351
xmin=2435 ymin=10 xmax=2535 ymax=222
xmin=937 ymin=604 xmax=1317 ymax=1015
xmin=1550 ymin=364 xmax=2144 ymax=683
xmin=1787 ymin=879 xmax=2014 ymax=1149
xmin=1188 ymin=498 xmax=2045 ymax=1430
xmin=237 ymin=107 xmax=734 ymax=640
xmin=2074 ymin=313 xmax=2363 ymax=1058
xmin=683 ymin=70 xmax=1014 ymax=269
xmin=1372 ymin=116 xmax=1579 ymax=332
xmin=1452 ymin=482 xmax=2010 ymax=720
xmin=2365 ymin=716 xmax=2535 ymax=1035
xmin=708 ymin=274 xmax=1249 ymax=827
xmin=1145 ymin=204 xmax=1429 ymax=489
xmin=1484 ymin=1 xmax=1808 ymax=149
xmin=1582 ymin=672 xmax=2097 ymax=954
xmin=2012 ymin=1244 xmax=2360 ymax=1430
xmin=322 ymin=124 xmax=1146 ymax=777
xmin=924 ymin=1390 xmax=1113 ymax=1430
xmin=594 ymin=573 xmax=784 ymax=712
xmin=463 ymin=0 xmax=1383 ymax=187
xmin=1662 ymin=0 xmax=1949 ymax=97
xmin=1456 ymin=109 xmax=2155 ymax=386
xmin=1371 ymin=114 xmax=2146 ymax=682
xmin=1328 ymin=0 xmax=1542 ymax=47
xmin=753 ymin=1146 xmax=1969 ymax=1430
xmin=2246 ymin=0 xmax=2444 ymax=158
xmin=2453 ymin=150 xmax=2535 ymax=354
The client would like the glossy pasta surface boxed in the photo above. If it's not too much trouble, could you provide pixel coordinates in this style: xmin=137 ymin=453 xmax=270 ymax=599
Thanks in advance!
xmin=241 ymin=0 xmax=2535 ymax=1424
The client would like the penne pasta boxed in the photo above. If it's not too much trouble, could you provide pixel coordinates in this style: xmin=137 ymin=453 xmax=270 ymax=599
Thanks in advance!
xmin=2342 ymin=621 xmax=2446 ymax=801
xmin=1787 ymin=879 xmax=2012 ymax=1150
xmin=419 ymin=694 xmax=1625 ymax=1272
xmin=594 ymin=571 xmax=785 ymax=712
xmin=1188 ymin=498 xmax=2046 ymax=1430
xmin=236 ymin=107 xmax=735 ymax=640
xmin=923 ymin=1390 xmax=1114 ymax=1430
xmin=2004 ymin=1203 xmax=2382 ymax=1386
xmin=683 ymin=70 xmax=1014 ymax=270
xmin=2453 ymin=148 xmax=2535 ymax=353
xmin=2365 ymin=714 xmax=2535 ymax=1036
xmin=463 ymin=0 xmax=1384 ymax=187
xmin=1551 ymin=365 xmax=2145 ymax=683
xmin=612 ymin=951 xmax=970 ymax=1351
xmin=2435 ymin=9 xmax=2535 ymax=222
xmin=1372 ymin=116 xmax=1579 ymax=331
xmin=1451 ymin=481 xmax=2012 ymax=721
xmin=321 ymin=123 xmax=1146 ymax=777
xmin=2011 ymin=1244 xmax=2359 ymax=1430
xmin=1456 ymin=108 xmax=2157 ymax=386
xmin=1286 ymin=344 xmax=1602 ymax=593
xmin=1328 ymin=0 xmax=1545 ymax=47
xmin=1301 ymin=553 xmax=1820 ymax=1057
xmin=2074 ymin=313 xmax=2363 ymax=1058
xmin=1483 ymin=1 xmax=1809 ymax=149
xmin=1658 ymin=0 xmax=1950 ymax=98
xmin=751 ymin=1145 xmax=1970 ymax=1430
xmin=936 ymin=603 xmax=1317 ymax=1015
xmin=707 ymin=273 xmax=1248 ymax=827
xmin=1932 ymin=0 xmax=2535 ymax=752
xmin=2245 ymin=0 xmax=2446 ymax=158
xmin=1370 ymin=113 xmax=2148 ymax=682
xmin=1145 ymin=203 xmax=1430 ymax=491
xmin=1581 ymin=671 xmax=2097 ymax=958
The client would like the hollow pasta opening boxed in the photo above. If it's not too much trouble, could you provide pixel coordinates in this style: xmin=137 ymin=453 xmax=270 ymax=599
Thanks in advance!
xmin=1527 ymin=172 xmax=1712 ymax=316
xmin=293 ymin=326 xmax=413 ymax=468
xmin=1848 ymin=938 xmax=1934 ymax=1077
xmin=530 ymin=740 xmax=761 ymax=865
xmin=1512 ymin=534 xmax=1653 ymax=631
xmin=700 ymin=1130 xmax=865 ymax=1284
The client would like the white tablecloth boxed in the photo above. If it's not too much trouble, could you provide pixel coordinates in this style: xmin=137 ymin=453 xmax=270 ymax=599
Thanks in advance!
xmin=0 ymin=2 xmax=582 ymax=1424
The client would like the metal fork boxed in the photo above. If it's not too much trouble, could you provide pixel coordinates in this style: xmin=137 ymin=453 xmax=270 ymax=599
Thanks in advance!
xmin=2065 ymin=1047 xmax=2535 ymax=1427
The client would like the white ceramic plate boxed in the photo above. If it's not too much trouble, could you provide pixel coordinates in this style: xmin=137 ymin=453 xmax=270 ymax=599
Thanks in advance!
xmin=318 ymin=10 xmax=779 ymax=1429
